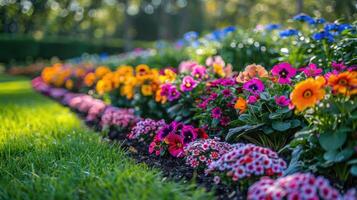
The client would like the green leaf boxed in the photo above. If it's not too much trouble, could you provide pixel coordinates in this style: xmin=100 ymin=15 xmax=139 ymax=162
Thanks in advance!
xmin=269 ymin=112 xmax=282 ymax=120
xmin=259 ymin=92 xmax=270 ymax=101
xmin=350 ymin=165 xmax=357 ymax=176
xmin=290 ymin=119 xmax=301 ymax=128
xmin=318 ymin=131 xmax=347 ymax=151
xmin=238 ymin=114 xmax=250 ymax=123
xmin=335 ymin=148 xmax=354 ymax=162
xmin=272 ymin=121 xmax=291 ymax=132
xmin=225 ymin=123 xmax=264 ymax=141
xmin=323 ymin=150 xmax=337 ymax=162
xmin=262 ymin=126 xmax=274 ymax=134
xmin=276 ymin=107 xmax=291 ymax=114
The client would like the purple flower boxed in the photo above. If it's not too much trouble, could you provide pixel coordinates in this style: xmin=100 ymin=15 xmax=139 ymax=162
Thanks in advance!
xmin=247 ymin=96 xmax=258 ymax=104
xmin=271 ymin=62 xmax=297 ymax=84
xmin=180 ymin=125 xmax=198 ymax=144
xmin=222 ymin=89 xmax=231 ymax=97
xmin=302 ymin=63 xmax=323 ymax=77
xmin=157 ymin=124 xmax=175 ymax=141
xmin=180 ymin=76 xmax=198 ymax=92
xmin=331 ymin=61 xmax=347 ymax=72
xmin=168 ymin=86 xmax=180 ymax=101
xmin=191 ymin=65 xmax=207 ymax=80
xmin=243 ymin=78 xmax=265 ymax=95
xmin=275 ymin=95 xmax=291 ymax=107
xmin=211 ymin=107 xmax=222 ymax=119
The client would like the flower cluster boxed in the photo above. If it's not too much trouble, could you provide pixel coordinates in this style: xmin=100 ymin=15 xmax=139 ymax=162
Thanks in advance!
xmin=206 ymin=144 xmax=287 ymax=184
xmin=128 ymin=118 xmax=166 ymax=143
xmin=184 ymin=139 xmax=239 ymax=170
xmin=100 ymin=106 xmax=138 ymax=130
xmin=247 ymin=173 xmax=356 ymax=200
xmin=149 ymin=121 xmax=205 ymax=157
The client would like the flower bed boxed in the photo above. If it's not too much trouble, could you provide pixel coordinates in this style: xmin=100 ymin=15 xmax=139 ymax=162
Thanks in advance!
xmin=31 ymin=14 xmax=357 ymax=199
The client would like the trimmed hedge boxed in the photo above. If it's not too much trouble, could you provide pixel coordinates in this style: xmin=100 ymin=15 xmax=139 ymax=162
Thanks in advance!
xmin=0 ymin=34 xmax=153 ymax=63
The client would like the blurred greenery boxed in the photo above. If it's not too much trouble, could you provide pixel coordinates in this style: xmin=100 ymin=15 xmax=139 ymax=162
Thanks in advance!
xmin=0 ymin=0 xmax=355 ymax=62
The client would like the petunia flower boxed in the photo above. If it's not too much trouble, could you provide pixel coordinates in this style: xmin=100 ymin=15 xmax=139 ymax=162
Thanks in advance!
xmin=166 ymin=133 xmax=185 ymax=157
xmin=275 ymin=95 xmax=291 ymax=107
xmin=271 ymin=62 xmax=297 ymax=84
xmin=180 ymin=76 xmax=198 ymax=92
xmin=243 ymin=78 xmax=265 ymax=95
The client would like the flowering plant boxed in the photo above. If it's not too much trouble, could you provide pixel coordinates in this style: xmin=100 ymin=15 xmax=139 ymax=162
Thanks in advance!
xmin=128 ymin=118 xmax=166 ymax=143
xmin=184 ymin=139 xmax=236 ymax=170
xmin=148 ymin=121 xmax=207 ymax=157
xmin=287 ymin=68 xmax=357 ymax=181
xmin=205 ymin=143 xmax=287 ymax=188
xmin=248 ymin=172 xmax=357 ymax=200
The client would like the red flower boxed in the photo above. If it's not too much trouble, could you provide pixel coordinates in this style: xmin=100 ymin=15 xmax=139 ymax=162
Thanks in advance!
xmin=167 ymin=133 xmax=185 ymax=157
xmin=195 ymin=128 xmax=209 ymax=139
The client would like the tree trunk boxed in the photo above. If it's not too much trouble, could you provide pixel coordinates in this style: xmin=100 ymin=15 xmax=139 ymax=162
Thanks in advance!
xmin=123 ymin=0 xmax=133 ymax=51
xmin=296 ymin=0 xmax=303 ymax=14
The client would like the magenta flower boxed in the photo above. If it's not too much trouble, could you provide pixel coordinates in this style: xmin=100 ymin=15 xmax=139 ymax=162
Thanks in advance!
xmin=167 ymin=133 xmax=185 ymax=157
xmin=157 ymin=124 xmax=175 ymax=141
xmin=331 ymin=61 xmax=347 ymax=72
xmin=271 ymin=62 xmax=297 ymax=84
xmin=211 ymin=107 xmax=222 ymax=119
xmin=302 ymin=63 xmax=323 ymax=77
xmin=191 ymin=65 xmax=207 ymax=80
xmin=275 ymin=95 xmax=291 ymax=107
xmin=149 ymin=136 xmax=163 ymax=156
xmin=180 ymin=76 xmax=198 ymax=92
xmin=168 ymin=86 xmax=180 ymax=101
xmin=243 ymin=78 xmax=265 ymax=95
xmin=222 ymin=89 xmax=231 ymax=97
xmin=247 ymin=96 xmax=258 ymax=104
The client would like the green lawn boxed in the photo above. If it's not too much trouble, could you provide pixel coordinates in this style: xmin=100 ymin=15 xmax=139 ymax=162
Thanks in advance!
xmin=0 ymin=75 xmax=211 ymax=200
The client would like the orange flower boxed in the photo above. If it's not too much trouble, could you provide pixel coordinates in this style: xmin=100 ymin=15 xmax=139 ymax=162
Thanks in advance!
xmin=155 ymin=87 xmax=167 ymax=104
xmin=290 ymin=78 xmax=325 ymax=112
xmin=84 ymin=72 xmax=96 ymax=87
xmin=65 ymin=79 xmax=74 ymax=90
xmin=328 ymin=71 xmax=357 ymax=96
xmin=95 ymin=66 xmax=111 ymax=78
xmin=236 ymin=64 xmax=268 ymax=83
xmin=136 ymin=64 xmax=150 ymax=76
xmin=234 ymin=97 xmax=247 ymax=114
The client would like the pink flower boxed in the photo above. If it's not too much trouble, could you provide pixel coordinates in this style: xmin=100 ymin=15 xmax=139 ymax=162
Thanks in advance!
xmin=180 ymin=76 xmax=198 ymax=92
xmin=191 ymin=65 xmax=207 ymax=79
xmin=275 ymin=95 xmax=291 ymax=107
xmin=271 ymin=62 xmax=297 ymax=84
xmin=331 ymin=61 xmax=347 ymax=72
xmin=168 ymin=86 xmax=180 ymax=101
xmin=211 ymin=107 xmax=222 ymax=119
xmin=167 ymin=133 xmax=185 ymax=157
xmin=243 ymin=78 xmax=265 ymax=95
xmin=206 ymin=56 xmax=225 ymax=67
xmin=149 ymin=136 xmax=163 ymax=156
xmin=302 ymin=63 xmax=323 ymax=77
xmin=178 ymin=60 xmax=199 ymax=73
xmin=247 ymin=95 xmax=258 ymax=104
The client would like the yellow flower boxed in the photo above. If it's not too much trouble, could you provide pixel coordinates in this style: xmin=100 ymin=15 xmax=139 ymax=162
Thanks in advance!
xmin=65 ymin=79 xmax=74 ymax=90
xmin=213 ymin=63 xmax=225 ymax=77
xmin=328 ymin=71 xmax=357 ymax=96
xmin=96 ymin=79 xmax=112 ymax=95
xmin=159 ymin=69 xmax=177 ymax=83
xmin=95 ymin=66 xmax=111 ymax=78
xmin=136 ymin=64 xmax=150 ymax=76
xmin=290 ymin=78 xmax=325 ymax=112
xmin=141 ymin=84 xmax=153 ymax=96
xmin=234 ymin=97 xmax=247 ymax=114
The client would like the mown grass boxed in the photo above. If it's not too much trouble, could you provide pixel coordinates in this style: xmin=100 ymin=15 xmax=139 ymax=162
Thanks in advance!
xmin=0 ymin=74 xmax=212 ymax=200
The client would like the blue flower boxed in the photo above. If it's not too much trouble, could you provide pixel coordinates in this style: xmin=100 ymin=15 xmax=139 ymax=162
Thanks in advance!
xmin=312 ymin=31 xmax=334 ymax=42
xmin=265 ymin=24 xmax=281 ymax=31
xmin=293 ymin=13 xmax=315 ymax=25
xmin=279 ymin=29 xmax=299 ymax=38
xmin=315 ymin=18 xmax=326 ymax=24
xmin=338 ymin=23 xmax=353 ymax=32
xmin=324 ymin=23 xmax=353 ymax=35
xmin=223 ymin=26 xmax=237 ymax=34
xmin=183 ymin=31 xmax=199 ymax=41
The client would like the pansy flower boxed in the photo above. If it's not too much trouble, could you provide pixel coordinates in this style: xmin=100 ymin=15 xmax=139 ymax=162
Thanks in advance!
xmin=275 ymin=95 xmax=291 ymax=107
xmin=180 ymin=76 xmax=198 ymax=92
xmin=243 ymin=78 xmax=265 ymax=95
xmin=271 ymin=62 xmax=297 ymax=84
xmin=191 ymin=65 xmax=207 ymax=80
